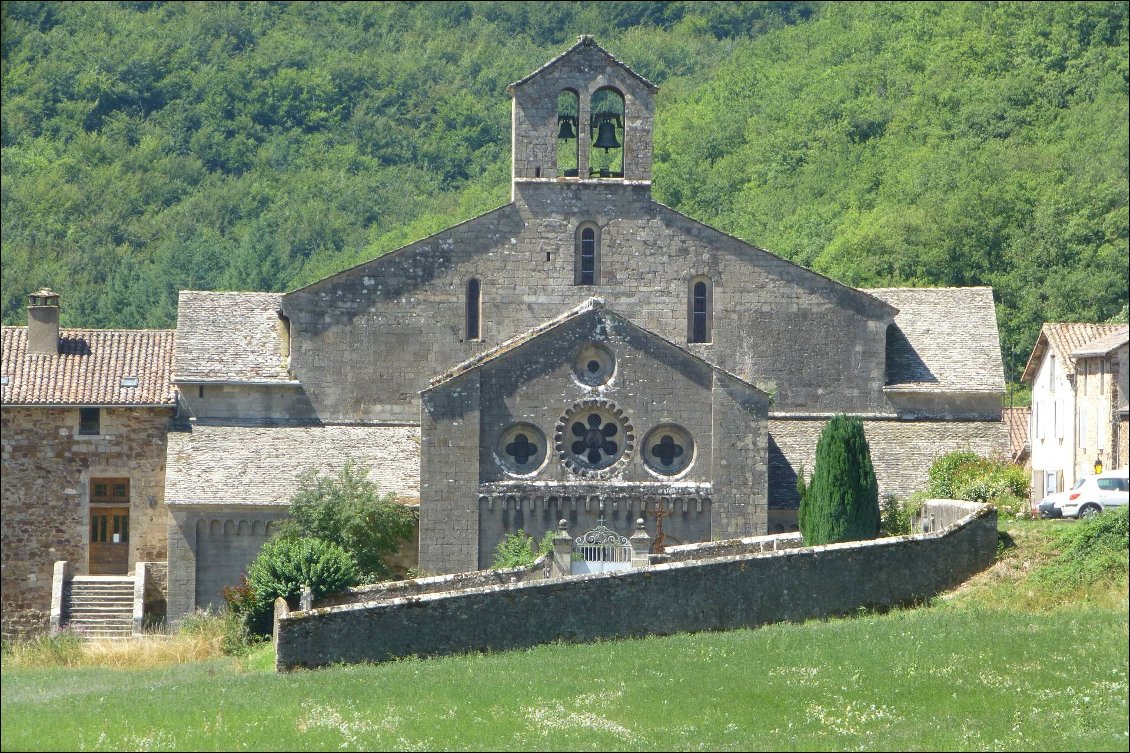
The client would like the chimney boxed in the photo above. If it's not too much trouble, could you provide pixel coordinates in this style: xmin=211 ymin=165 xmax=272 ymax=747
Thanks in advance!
xmin=27 ymin=288 xmax=60 ymax=355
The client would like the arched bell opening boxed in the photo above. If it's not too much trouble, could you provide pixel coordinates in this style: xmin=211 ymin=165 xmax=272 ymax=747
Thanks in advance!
xmin=556 ymin=89 xmax=579 ymax=178
xmin=589 ymin=87 xmax=624 ymax=179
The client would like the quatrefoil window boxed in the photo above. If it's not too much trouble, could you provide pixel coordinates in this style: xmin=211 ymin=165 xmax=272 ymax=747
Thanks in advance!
xmin=570 ymin=413 xmax=620 ymax=466
xmin=643 ymin=425 xmax=695 ymax=476
xmin=496 ymin=423 xmax=547 ymax=477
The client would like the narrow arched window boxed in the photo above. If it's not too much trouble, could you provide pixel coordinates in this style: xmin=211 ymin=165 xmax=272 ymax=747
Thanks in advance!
xmin=575 ymin=224 xmax=600 ymax=285
xmin=466 ymin=278 xmax=481 ymax=341
xmin=688 ymin=277 xmax=712 ymax=343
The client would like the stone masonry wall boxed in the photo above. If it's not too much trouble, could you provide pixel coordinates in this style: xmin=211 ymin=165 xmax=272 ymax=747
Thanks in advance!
xmin=276 ymin=501 xmax=996 ymax=669
xmin=282 ymin=182 xmax=893 ymax=424
xmin=1 ymin=406 xmax=172 ymax=636
xmin=767 ymin=417 xmax=1010 ymax=530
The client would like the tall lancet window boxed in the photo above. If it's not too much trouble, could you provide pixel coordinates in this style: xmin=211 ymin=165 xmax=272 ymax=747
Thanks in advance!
xmin=689 ymin=277 xmax=712 ymax=343
xmin=575 ymin=224 xmax=600 ymax=285
xmin=466 ymin=278 xmax=481 ymax=341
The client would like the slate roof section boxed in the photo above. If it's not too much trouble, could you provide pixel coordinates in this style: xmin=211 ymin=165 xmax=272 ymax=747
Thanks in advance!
xmin=174 ymin=291 xmax=292 ymax=383
xmin=508 ymin=34 xmax=658 ymax=92
xmin=1071 ymin=326 xmax=1129 ymax=358
xmin=864 ymin=287 xmax=1005 ymax=393
xmin=165 ymin=424 xmax=421 ymax=505
xmin=1002 ymin=406 xmax=1031 ymax=462
xmin=1 ymin=327 xmax=176 ymax=406
xmin=1022 ymin=323 xmax=1128 ymax=381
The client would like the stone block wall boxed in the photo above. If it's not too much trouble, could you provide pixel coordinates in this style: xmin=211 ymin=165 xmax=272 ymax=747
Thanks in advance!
xmin=282 ymin=182 xmax=894 ymax=424
xmin=1 ymin=406 xmax=172 ymax=637
xmin=179 ymin=384 xmax=317 ymax=423
xmin=276 ymin=502 xmax=997 ymax=669
xmin=767 ymin=417 xmax=1010 ymax=530
xmin=165 ymin=505 xmax=288 ymax=622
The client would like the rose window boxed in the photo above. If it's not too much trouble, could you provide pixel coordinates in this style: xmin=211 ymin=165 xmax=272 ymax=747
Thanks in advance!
xmin=555 ymin=399 xmax=634 ymax=477
xmin=642 ymin=424 xmax=695 ymax=476
xmin=496 ymin=423 xmax=548 ymax=477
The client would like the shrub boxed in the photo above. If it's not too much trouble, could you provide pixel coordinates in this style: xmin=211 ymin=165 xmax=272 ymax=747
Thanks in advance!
xmin=879 ymin=494 xmax=912 ymax=536
xmin=277 ymin=461 xmax=417 ymax=583
xmin=244 ymin=537 xmax=360 ymax=635
xmin=800 ymin=415 xmax=879 ymax=545
xmin=926 ymin=451 xmax=1030 ymax=517
xmin=492 ymin=531 xmax=536 ymax=569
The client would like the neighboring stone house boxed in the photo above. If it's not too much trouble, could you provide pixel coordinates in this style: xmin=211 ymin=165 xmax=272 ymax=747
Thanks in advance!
xmin=1022 ymin=323 xmax=1129 ymax=501
xmin=2 ymin=37 xmax=1012 ymax=629
xmin=1 ymin=290 xmax=175 ymax=636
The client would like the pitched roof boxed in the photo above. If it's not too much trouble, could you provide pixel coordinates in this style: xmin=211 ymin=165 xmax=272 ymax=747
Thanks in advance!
xmin=1071 ymin=326 xmax=1129 ymax=358
xmin=863 ymin=287 xmax=1005 ymax=393
xmin=508 ymin=35 xmax=658 ymax=92
xmin=174 ymin=291 xmax=292 ymax=383
xmin=165 ymin=424 xmax=421 ymax=505
xmin=1021 ymin=323 xmax=1127 ymax=382
xmin=1 ymin=327 xmax=175 ymax=406
xmin=1002 ymin=406 xmax=1030 ymax=462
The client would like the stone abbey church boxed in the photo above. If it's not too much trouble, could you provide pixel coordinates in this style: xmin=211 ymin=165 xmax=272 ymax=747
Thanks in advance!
xmin=1 ymin=37 xmax=1008 ymax=634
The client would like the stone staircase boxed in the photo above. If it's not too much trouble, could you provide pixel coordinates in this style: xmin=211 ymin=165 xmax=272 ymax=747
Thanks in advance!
xmin=65 ymin=576 xmax=135 ymax=638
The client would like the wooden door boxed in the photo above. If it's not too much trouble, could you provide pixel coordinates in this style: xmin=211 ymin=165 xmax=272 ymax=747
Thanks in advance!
xmin=89 ymin=479 xmax=130 ymax=575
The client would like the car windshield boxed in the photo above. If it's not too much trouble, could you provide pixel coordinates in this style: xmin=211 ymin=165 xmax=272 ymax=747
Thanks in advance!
xmin=1072 ymin=478 xmax=1086 ymax=490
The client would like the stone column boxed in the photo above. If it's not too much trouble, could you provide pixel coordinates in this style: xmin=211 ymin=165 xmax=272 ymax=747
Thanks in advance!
xmin=49 ymin=560 xmax=72 ymax=633
xmin=552 ymin=519 xmax=572 ymax=577
xmin=630 ymin=518 xmax=651 ymax=568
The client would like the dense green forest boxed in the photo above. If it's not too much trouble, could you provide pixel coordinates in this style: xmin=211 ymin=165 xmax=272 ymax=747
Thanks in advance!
xmin=2 ymin=1 xmax=1127 ymax=378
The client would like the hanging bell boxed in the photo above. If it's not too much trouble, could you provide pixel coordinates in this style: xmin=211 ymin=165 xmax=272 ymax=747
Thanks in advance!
xmin=557 ymin=115 xmax=576 ymax=141
xmin=593 ymin=118 xmax=620 ymax=151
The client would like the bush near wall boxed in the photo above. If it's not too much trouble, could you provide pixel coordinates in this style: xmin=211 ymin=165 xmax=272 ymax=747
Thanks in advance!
xmin=927 ymin=452 xmax=1030 ymax=518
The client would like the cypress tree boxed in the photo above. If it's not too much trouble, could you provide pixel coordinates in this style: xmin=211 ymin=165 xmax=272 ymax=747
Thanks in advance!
xmin=801 ymin=415 xmax=879 ymax=546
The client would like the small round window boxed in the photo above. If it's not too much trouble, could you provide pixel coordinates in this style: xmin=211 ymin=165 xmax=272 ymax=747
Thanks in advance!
xmin=642 ymin=424 xmax=695 ymax=476
xmin=496 ymin=423 xmax=548 ymax=477
xmin=555 ymin=399 xmax=634 ymax=478
xmin=573 ymin=343 xmax=615 ymax=387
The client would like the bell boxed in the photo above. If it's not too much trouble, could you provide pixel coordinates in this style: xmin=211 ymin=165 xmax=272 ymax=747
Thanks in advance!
xmin=593 ymin=119 xmax=620 ymax=151
xmin=557 ymin=116 xmax=576 ymax=141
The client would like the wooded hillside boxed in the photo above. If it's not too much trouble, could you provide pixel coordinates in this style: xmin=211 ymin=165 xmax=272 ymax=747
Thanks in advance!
xmin=2 ymin=1 xmax=1126 ymax=378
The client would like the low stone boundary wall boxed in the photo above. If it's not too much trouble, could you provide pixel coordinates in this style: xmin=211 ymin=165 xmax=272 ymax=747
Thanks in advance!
xmin=277 ymin=501 xmax=996 ymax=670
xmin=661 ymin=532 xmax=805 ymax=562
xmin=315 ymin=554 xmax=550 ymax=608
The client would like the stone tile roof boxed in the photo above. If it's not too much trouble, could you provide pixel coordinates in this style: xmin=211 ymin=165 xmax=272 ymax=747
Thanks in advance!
xmin=508 ymin=35 xmax=658 ymax=92
xmin=864 ymin=287 xmax=1005 ymax=393
xmin=165 ymin=424 xmax=421 ymax=505
xmin=1022 ymin=323 xmax=1128 ymax=381
xmin=174 ymin=291 xmax=292 ymax=383
xmin=1 ymin=327 xmax=176 ymax=406
xmin=1071 ymin=326 xmax=1129 ymax=358
xmin=1002 ymin=407 xmax=1031 ymax=462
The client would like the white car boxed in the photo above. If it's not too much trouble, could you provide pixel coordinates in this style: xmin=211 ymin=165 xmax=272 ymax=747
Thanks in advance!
xmin=1037 ymin=468 xmax=1129 ymax=519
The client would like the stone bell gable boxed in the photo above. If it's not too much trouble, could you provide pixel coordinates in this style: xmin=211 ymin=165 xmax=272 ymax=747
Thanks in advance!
xmin=419 ymin=299 xmax=769 ymax=574
xmin=508 ymin=34 xmax=658 ymax=183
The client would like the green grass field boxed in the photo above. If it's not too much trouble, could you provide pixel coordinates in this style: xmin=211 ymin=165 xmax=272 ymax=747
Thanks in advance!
xmin=3 ymin=518 xmax=1127 ymax=752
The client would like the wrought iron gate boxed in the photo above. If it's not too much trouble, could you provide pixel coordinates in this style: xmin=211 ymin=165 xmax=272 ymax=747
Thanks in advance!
xmin=571 ymin=520 xmax=633 ymax=575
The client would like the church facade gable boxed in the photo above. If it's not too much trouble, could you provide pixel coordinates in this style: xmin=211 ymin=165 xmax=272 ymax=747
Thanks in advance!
xmin=419 ymin=302 xmax=769 ymax=573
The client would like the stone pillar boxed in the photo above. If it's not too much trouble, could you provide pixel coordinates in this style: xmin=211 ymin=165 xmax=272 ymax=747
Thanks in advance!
xmin=552 ymin=519 xmax=572 ymax=577
xmin=630 ymin=518 xmax=651 ymax=568
xmin=49 ymin=560 xmax=72 ymax=633
xmin=272 ymin=596 xmax=290 ymax=649
xmin=132 ymin=561 xmax=148 ymax=635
